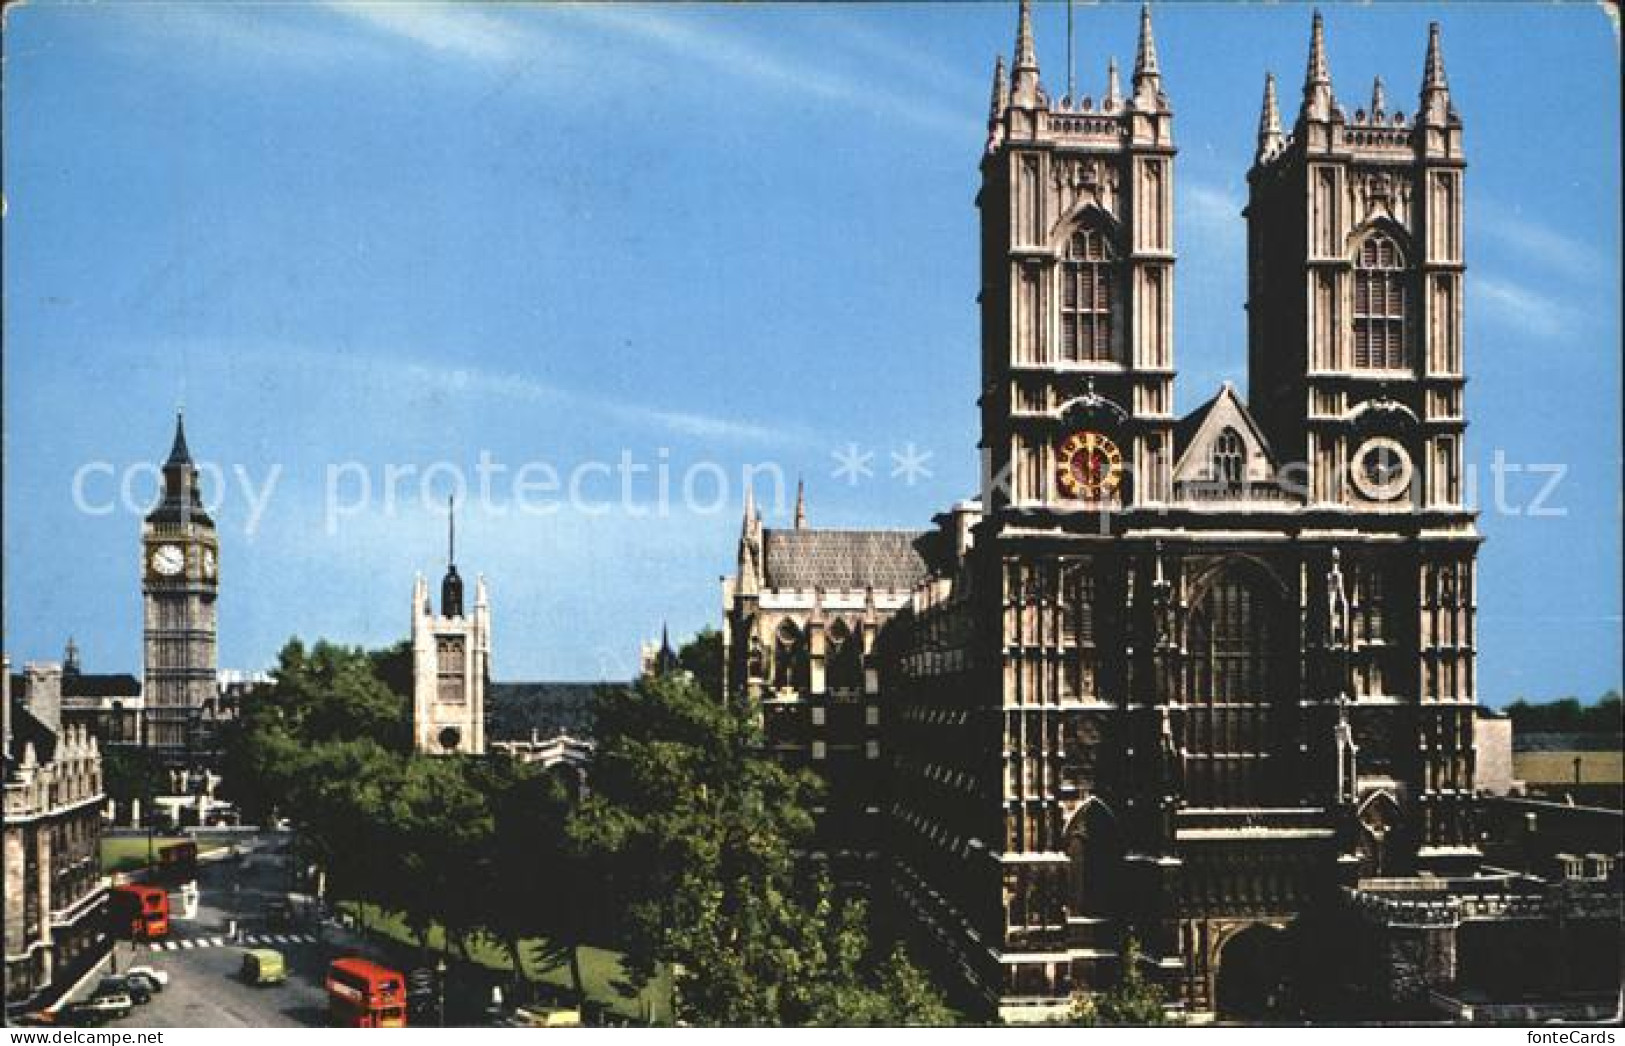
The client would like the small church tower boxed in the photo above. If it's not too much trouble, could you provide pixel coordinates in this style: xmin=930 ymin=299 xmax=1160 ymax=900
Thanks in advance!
xmin=412 ymin=498 xmax=489 ymax=755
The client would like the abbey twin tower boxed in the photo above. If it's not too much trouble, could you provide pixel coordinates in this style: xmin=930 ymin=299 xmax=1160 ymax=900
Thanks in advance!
xmin=726 ymin=0 xmax=1488 ymax=1021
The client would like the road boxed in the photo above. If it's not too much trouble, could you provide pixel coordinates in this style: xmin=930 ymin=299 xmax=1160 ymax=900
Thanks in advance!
xmin=73 ymin=835 xmax=332 ymax=1027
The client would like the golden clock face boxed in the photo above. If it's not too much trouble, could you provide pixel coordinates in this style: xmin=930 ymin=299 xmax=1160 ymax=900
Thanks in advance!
xmin=1057 ymin=430 xmax=1124 ymax=499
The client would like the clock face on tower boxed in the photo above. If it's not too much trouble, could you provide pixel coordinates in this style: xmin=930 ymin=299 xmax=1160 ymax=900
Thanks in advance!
xmin=1057 ymin=430 xmax=1125 ymax=499
xmin=150 ymin=543 xmax=185 ymax=577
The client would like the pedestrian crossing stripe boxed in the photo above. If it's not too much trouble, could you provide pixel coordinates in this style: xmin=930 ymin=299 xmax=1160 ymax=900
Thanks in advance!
xmin=147 ymin=933 xmax=317 ymax=951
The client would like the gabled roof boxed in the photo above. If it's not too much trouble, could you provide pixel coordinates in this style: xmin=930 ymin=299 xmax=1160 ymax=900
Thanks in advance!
xmin=486 ymin=682 xmax=603 ymax=742
xmin=761 ymin=529 xmax=930 ymax=592
xmin=1173 ymin=381 xmax=1278 ymax=478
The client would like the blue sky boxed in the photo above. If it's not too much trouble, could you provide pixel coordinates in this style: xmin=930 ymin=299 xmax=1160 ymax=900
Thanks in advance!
xmin=4 ymin=1 xmax=1619 ymax=698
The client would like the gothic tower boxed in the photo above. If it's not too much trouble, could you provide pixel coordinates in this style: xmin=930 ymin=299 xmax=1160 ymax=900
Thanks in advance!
xmin=1245 ymin=13 xmax=1479 ymax=870
xmin=1247 ymin=13 xmax=1466 ymax=514
xmin=411 ymin=499 xmax=489 ymax=756
xmin=981 ymin=0 xmax=1175 ymax=514
xmin=141 ymin=413 xmax=219 ymax=755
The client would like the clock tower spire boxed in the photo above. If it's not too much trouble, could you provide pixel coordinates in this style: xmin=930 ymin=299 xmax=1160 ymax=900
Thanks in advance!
xmin=141 ymin=410 xmax=219 ymax=757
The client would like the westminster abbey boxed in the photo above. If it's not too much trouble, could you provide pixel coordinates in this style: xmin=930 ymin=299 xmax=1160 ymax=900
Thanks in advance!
xmin=725 ymin=2 xmax=1619 ymax=1023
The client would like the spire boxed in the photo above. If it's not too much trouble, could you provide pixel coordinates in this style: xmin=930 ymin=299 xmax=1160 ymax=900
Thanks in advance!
xmin=794 ymin=477 xmax=807 ymax=530
xmin=1370 ymin=75 xmax=1386 ymax=120
xmin=1300 ymin=9 xmax=1334 ymax=122
xmin=441 ymin=495 xmax=464 ymax=618
xmin=1419 ymin=21 xmax=1451 ymax=125
xmin=64 ymin=637 xmax=80 ymax=676
xmin=1104 ymin=56 xmax=1122 ymax=111
xmin=1423 ymin=21 xmax=1448 ymax=90
xmin=1255 ymin=71 xmax=1283 ymax=162
xmin=1131 ymin=2 xmax=1162 ymax=110
xmin=1010 ymin=0 xmax=1042 ymax=108
xmin=989 ymin=53 xmax=1009 ymax=125
xmin=1065 ymin=0 xmax=1076 ymax=105
xmin=150 ymin=410 xmax=211 ymax=527
xmin=166 ymin=410 xmax=193 ymax=466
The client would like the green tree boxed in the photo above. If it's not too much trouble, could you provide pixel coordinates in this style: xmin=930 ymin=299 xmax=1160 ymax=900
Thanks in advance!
xmin=571 ymin=664 xmax=952 ymax=1026
xmin=1071 ymin=937 xmax=1170 ymax=1026
xmin=677 ymin=628 xmax=724 ymax=699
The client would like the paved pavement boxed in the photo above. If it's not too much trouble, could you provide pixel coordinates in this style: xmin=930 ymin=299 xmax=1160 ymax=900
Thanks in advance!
xmin=69 ymin=835 xmax=333 ymax=1028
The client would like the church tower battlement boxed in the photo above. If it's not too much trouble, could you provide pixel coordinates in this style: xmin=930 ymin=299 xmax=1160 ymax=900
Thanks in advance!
xmin=411 ymin=498 xmax=489 ymax=756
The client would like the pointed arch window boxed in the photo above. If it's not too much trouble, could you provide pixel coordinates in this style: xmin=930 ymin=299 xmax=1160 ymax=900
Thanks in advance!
xmin=1353 ymin=232 xmax=1408 ymax=370
xmin=1186 ymin=567 xmax=1285 ymax=807
xmin=825 ymin=619 xmax=862 ymax=692
xmin=773 ymin=620 xmax=807 ymax=691
xmin=1212 ymin=427 xmax=1246 ymax=485
xmin=1060 ymin=226 xmax=1118 ymax=363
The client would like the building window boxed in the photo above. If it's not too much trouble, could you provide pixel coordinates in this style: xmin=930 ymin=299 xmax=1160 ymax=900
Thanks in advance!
xmin=1060 ymin=226 xmax=1117 ymax=363
xmin=825 ymin=619 xmax=862 ymax=691
xmin=1186 ymin=566 xmax=1285 ymax=807
xmin=866 ymin=741 xmax=880 ymax=760
xmin=1353 ymin=232 xmax=1408 ymax=370
xmin=812 ymin=741 xmax=826 ymax=761
xmin=773 ymin=620 xmax=807 ymax=691
xmin=811 ymin=706 xmax=826 ymax=726
xmin=1212 ymin=427 xmax=1245 ymax=485
xmin=865 ymin=705 xmax=879 ymax=727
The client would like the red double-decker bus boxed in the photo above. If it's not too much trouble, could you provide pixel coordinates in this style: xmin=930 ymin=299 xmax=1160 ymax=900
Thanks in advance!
xmin=325 ymin=958 xmax=408 ymax=1028
xmin=110 ymin=884 xmax=170 ymax=941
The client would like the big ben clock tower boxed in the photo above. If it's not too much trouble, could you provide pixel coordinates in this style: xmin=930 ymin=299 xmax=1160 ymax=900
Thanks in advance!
xmin=142 ymin=412 xmax=219 ymax=755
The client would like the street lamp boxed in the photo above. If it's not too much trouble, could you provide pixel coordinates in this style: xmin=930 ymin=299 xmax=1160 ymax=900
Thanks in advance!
xmin=436 ymin=957 xmax=448 ymax=1028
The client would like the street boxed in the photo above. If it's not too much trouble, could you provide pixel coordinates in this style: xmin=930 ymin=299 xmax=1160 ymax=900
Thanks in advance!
xmin=71 ymin=835 xmax=333 ymax=1027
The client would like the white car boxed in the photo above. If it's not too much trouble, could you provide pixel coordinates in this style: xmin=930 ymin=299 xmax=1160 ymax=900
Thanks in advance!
xmin=125 ymin=966 xmax=170 ymax=990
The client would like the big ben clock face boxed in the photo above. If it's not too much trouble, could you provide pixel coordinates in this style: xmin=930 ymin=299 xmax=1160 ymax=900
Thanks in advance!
xmin=150 ymin=543 xmax=185 ymax=577
xmin=1057 ymin=430 xmax=1124 ymax=499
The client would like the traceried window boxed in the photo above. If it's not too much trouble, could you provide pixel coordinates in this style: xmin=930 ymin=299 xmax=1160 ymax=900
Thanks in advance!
xmin=1060 ymin=226 xmax=1117 ymax=363
xmin=1212 ymin=427 xmax=1245 ymax=485
xmin=825 ymin=619 xmax=862 ymax=692
xmin=1353 ymin=232 xmax=1408 ymax=370
xmin=1186 ymin=567 xmax=1284 ymax=807
xmin=773 ymin=620 xmax=807 ymax=691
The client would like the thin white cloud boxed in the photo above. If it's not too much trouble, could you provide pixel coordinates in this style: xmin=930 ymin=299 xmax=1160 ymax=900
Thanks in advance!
xmin=1473 ymin=273 xmax=1579 ymax=342
xmin=1477 ymin=208 xmax=1612 ymax=283
xmin=323 ymin=1 xmax=522 ymax=64
xmin=386 ymin=356 xmax=811 ymax=447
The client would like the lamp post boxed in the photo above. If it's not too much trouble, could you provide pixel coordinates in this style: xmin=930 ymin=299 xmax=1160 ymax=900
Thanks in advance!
xmin=436 ymin=957 xmax=448 ymax=1028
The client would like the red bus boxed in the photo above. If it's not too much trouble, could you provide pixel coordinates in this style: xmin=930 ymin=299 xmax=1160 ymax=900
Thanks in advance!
xmin=156 ymin=841 xmax=198 ymax=884
xmin=325 ymin=958 xmax=408 ymax=1028
xmin=110 ymin=884 xmax=170 ymax=941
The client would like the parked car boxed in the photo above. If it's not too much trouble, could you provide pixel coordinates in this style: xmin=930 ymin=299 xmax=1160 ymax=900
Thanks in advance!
xmin=241 ymin=948 xmax=287 ymax=986
xmin=97 ymin=975 xmax=150 ymax=1006
xmin=66 ymin=990 xmax=132 ymax=1024
xmin=125 ymin=966 xmax=169 ymax=994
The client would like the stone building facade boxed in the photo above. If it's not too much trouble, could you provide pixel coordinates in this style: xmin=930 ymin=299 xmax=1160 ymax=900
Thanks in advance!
xmin=722 ymin=486 xmax=933 ymax=880
xmin=141 ymin=414 xmax=220 ymax=757
xmin=411 ymin=502 xmax=490 ymax=756
xmin=4 ymin=658 xmax=107 ymax=1010
xmin=882 ymin=2 xmax=1484 ymax=1021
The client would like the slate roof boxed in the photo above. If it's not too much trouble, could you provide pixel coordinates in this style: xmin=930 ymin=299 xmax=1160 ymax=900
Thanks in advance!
xmin=6 ymin=700 xmax=58 ymax=767
xmin=486 ymin=682 xmax=603 ymax=741
xmin=761 ymin=529 xmax=930 ymax=591
xmin=62 ymin=674 xmax=141 ymax=699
